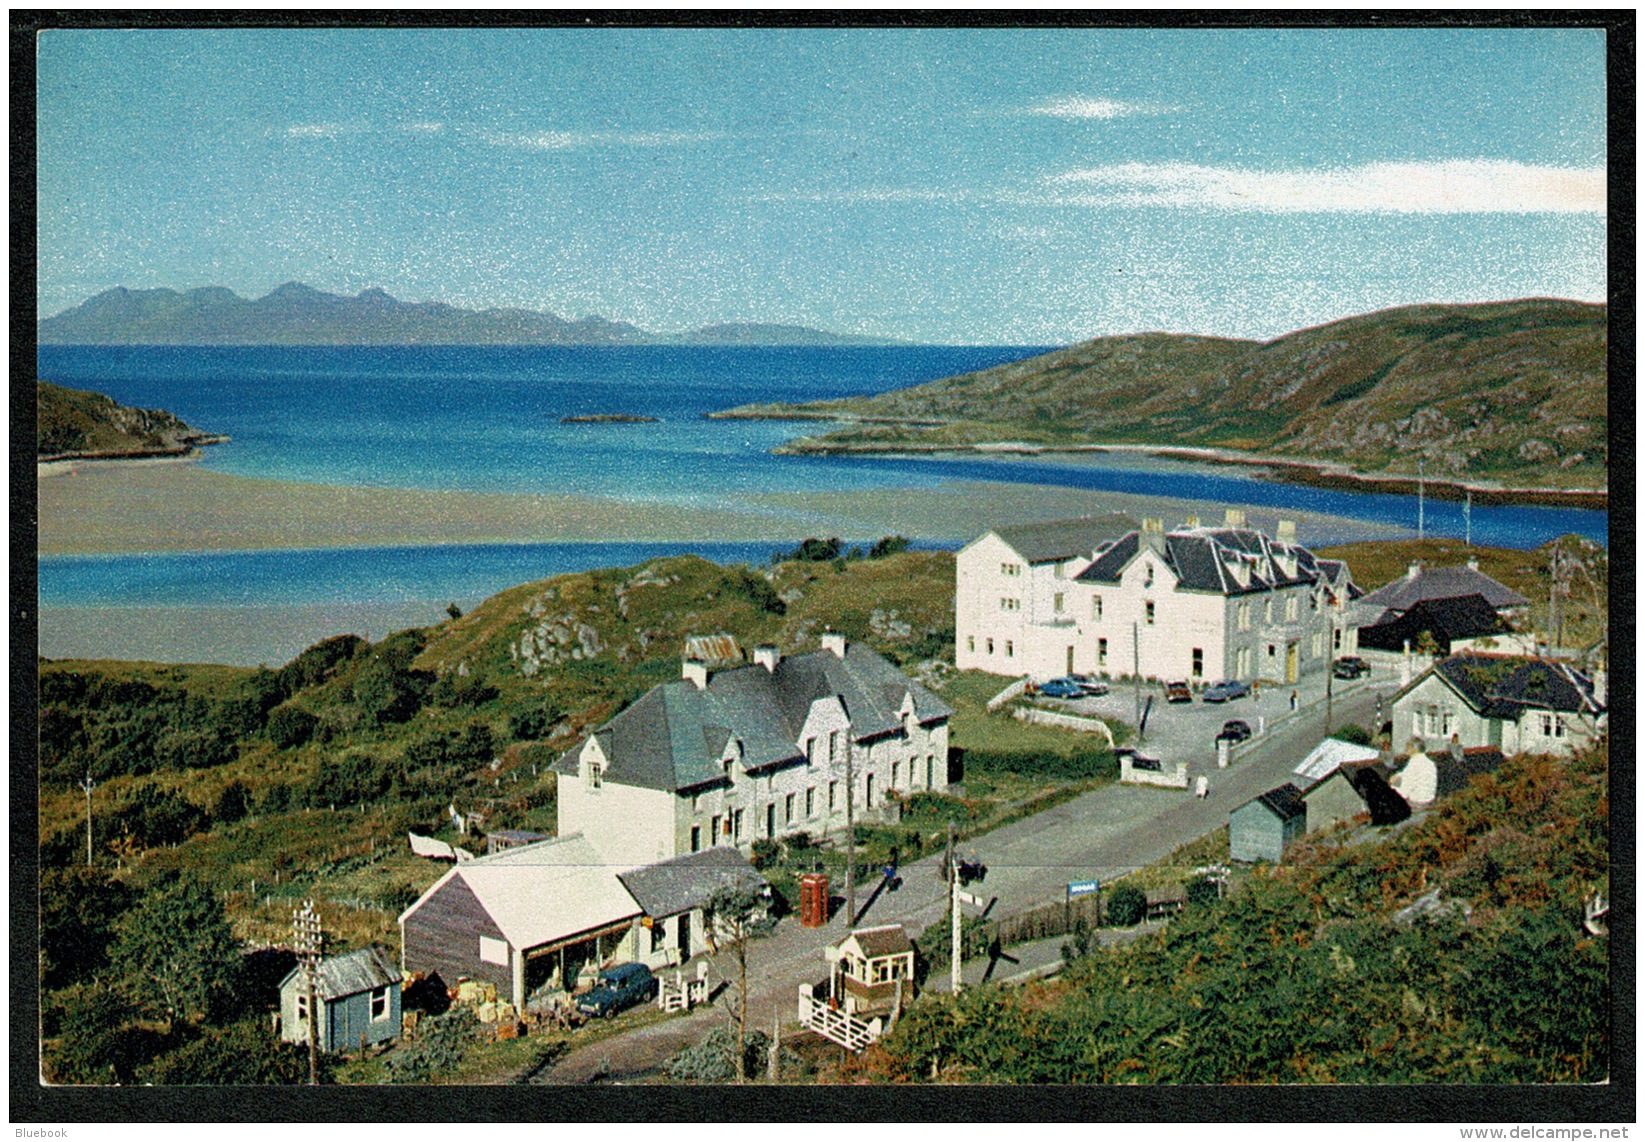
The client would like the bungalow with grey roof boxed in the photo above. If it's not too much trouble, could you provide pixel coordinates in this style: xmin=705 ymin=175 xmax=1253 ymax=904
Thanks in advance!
xmin=1391 ymin=653 xmax=1604 ymax=758
xmin=1356 ymin=560 xmax=1530 ymax=655
xmin=556 ymin=632 xmax=952 ymax=868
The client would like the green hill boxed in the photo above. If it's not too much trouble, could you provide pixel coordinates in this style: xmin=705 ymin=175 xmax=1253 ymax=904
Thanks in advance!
xmin=36 ymin=381 xmax=223 ymax=460
xmin=717 ymin=299 xmax=1607 ymax=491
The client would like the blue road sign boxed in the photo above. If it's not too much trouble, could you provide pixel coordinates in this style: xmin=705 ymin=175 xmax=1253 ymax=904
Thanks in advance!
xmin=1067 ymin=879 xmax=1100 ymax=898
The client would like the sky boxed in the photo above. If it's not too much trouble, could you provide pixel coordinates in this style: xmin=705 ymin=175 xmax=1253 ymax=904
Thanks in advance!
xmin=35 ymin=25 xmax=1609 ymax=344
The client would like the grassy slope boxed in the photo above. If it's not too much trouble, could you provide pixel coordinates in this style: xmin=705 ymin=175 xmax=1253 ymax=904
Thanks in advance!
xmin=36 ymin=380 xmax=204 ymax=457
xmin=729 ymin=300 xmax=1607 ymax=490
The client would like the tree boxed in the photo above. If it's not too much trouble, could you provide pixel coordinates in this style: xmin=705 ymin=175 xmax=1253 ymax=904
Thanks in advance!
xmin=1104 ymin=885 xmax=1147 ymax=927
xmin=107 ymin=871 xmax=242 ymax=1026
xmin=139 ymin=1018 xmax=319 ymax=1085
xmin=705 ymin=883 xmax=765 ymax=1082
xmin=869 ymin=535 xmax=910 ymax=559
xmin=40 ymin=866 xmax=133 ymax=990
xmin=213 ymin=780 xmax=251 ymax=826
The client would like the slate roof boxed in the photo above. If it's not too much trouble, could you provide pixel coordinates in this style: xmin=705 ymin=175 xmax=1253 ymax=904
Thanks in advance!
xmin=846 ymin=924 xmax=915 ymax=959
xmin=1358 ymin=564 xmax=1530 ymax=612
xmin=987 ymin=514 xmax=1138 ymax=564
xmin=616 ymin=847 xmax=766 ymax=920
xmin=1076 ymin=525 xmax=1340 ymax=598
xmin=557 ymin=642 xmax=954 ymax=793
xmin=1238 ymin=783 xmax=1307 ymax=822
xmin=280 ymin=945 xmax=399 ymax=1002
xmin=1358 ymin=594 xmax=1507 ymax=652
xmin=1407 ymin=654 xmax=1603 ymax=719
xmin=1433 ymin=746 xmax=1505 ymax=798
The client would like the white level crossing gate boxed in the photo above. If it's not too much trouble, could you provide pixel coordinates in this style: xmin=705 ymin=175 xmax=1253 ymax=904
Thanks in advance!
xmin=797 ymin=986 xmax=884 ymax=1052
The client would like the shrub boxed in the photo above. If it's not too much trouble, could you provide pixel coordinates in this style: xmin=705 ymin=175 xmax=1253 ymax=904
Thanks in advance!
xmin=507 ymin=703 xmax=560 ymax=741
xmin=735 ymin=570 xmax=787 ymax=615
xmin=869 ymin=535 xmax=910 ymax=559
xmin=666 ymin=1027 xmax=791 ymax=1083
xmin=1105 ymin=885 xmax=1147 ymax=928
xmin=749 ymin=838 xmax=782 ymax=870
xmin=386 ymin=1007 xmax=477 ymax=1083
xmin=1332 ymin=724 xmax=1373 ymax=746
xmin=139 ymin=1017 xmax=318 ymax=1085
xmin=957 ymin=746 xmax=1117 ymax=782
xmin=213 ymin=780 xmax=250 ymax=826
xmin=265 ymin=704 xmax=319 ymax=749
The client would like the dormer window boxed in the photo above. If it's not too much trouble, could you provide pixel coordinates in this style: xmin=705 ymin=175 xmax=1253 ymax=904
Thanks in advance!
xmin=588 ymin=761 xmax=602 ymax=790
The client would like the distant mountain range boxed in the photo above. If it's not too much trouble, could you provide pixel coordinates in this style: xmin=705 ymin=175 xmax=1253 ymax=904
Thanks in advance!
xmin=36 ymin=283 xmax=905 ymax=347
xmin=715 ymin=298 xmax=1608 ymax=495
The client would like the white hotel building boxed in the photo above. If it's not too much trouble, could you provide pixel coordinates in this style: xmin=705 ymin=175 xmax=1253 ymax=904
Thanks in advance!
xmin=955 ymin=512 xmax=1360 ymax=687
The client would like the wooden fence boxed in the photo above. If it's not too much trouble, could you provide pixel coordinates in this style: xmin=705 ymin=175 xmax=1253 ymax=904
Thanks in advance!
xmin=985 ymin=890 xmax=1105 ymax=951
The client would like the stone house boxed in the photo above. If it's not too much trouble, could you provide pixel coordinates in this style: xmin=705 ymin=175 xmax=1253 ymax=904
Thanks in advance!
xmin=555 ymin=633 xmax=952 ymax=868
xmin=1356 ymin=560 xmax=1530 ymax=654
xmin=956 ymin=510 xmax=1359 ymax=686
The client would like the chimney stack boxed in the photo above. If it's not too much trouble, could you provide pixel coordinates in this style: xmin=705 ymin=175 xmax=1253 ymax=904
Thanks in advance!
xmin=1407 ymin=561 xmax=1422 ymax=582
xmin=1276 ymin=519 xmax=1297 ymax=544
xmin=821 ymin=630 xmax=848 ymax=658
xmin=1183 ymin=514 xmax=1201 ymax=530
xmin=753 ymin=645 xmax=781 ymax=672
xmin=682 ymin=659 xmax=710 ymax=689
xmin=1140 ymin=517 xmax=1166 ymax=553
xmin=1467 ymin=557 xmax=1480 ymax=572
xmin=1224 ymin=508 xmax=1247 ymax=529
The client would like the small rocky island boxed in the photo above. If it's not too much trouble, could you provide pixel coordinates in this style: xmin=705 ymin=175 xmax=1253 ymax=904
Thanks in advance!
xmin=559 ymin=413 xmax=660 ymax=424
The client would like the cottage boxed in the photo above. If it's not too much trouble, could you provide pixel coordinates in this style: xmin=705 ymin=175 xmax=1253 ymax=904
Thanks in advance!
xmin=398 ymin=834 xmax=641 ymax=1014
xmin=1302 ymin=768 xmax=1368 ymax=833
xmin=278 ymin=945 xmax=400 ymax=1054
xmin=826 ymin=924 xmax=916 ymax=1017
xmin=956 ymin=511 xmax=1359 ymax=686
xmin=1229 ymin=783 xmax=1307 ymax=862
xmin=1356 ymin=560 xmax=1529 ymax=654
xmin=556 ymin=633 xmax=952 ymax=867
xmin=1391 ymin=653 xmax=1604 ymax=758
xmin=615 ymin=847 xmax=768 ymax=971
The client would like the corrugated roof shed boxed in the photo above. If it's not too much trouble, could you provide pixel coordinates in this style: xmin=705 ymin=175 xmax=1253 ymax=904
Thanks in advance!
xmin=1294 ymin=738 xmax=1383 ymax=783
xmin=683 ymin=634 xmax=742 ymax=667
xmin=280 ymin=945 xmax=399 ymax=1001
xmin=616 ymin=847 xmax=766 ymax=919
xmin=1248 ymin=783 xmax=1307 ymax=821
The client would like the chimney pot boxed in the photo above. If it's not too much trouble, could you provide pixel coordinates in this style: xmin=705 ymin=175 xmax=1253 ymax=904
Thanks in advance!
xmin=1224 ymin=508 xmax=1246 ymax=528
xmin=1277 ymin=519 xmax=1297 ymax=544
xmin=821 ymin=630 xmax=847 ymax=658
xmin=1407 ymin=561 xmax=1422 ymax=581
xmin=753 ymin=645 xmax=781 ymax=671
xmin=682 ymin=660 xmax=710 ymax=689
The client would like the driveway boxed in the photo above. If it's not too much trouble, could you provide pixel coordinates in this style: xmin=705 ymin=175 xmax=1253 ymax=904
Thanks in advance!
xmin=528 ymin=669 xmax=1396 ymax=1084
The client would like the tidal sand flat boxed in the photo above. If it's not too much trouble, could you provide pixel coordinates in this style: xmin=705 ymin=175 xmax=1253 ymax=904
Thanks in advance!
xmin=37 ymin=461 xmax=1412 ymax=558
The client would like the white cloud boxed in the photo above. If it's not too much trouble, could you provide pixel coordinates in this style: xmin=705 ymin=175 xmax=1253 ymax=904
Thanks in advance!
xmin=1029 ymin=97 xmax=1179 ymax=120
xmin=479 ymin=128 xmax=720 ymax=151
xmin=285 ymin=123 xmax=352 ymax=139
xmin=1049 ymin=160 xmax=1606 ymax=215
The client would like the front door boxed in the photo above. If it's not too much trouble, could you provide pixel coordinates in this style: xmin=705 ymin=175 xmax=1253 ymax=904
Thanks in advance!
xmin=766 ymin=803 xmax=775 ymax=838
xmin=1285 ymin=642 xmax=1299 ymax=684
xmin=677 ymin=914 xmax=691 ymax=960
xmin=1067 ymin=645 xmax=1075 ymax=674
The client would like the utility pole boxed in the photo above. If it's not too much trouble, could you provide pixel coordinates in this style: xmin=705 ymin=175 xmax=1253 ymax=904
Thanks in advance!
xmin=1549 ymin=545 xmax=1562 ymax=652
xmin=947 ymin=822 xmax=962 ymax=996
xmin=293 ymin=899 xmax=323 ymax=1086
xmin=1463 ymin=488 xmax=1472 ymax=547
xmin=1132 ymin=621 xmax=1142 ymax=743
xmin=844 ymin=738 xmax=855 ymax=927
xmin=1417 ymin=458 xmax=1425 ymax=541
xmin=78 ymin=773 xmax=95 ymax=867
xmin=1323 ymin=601 xmax=1335 ymax=736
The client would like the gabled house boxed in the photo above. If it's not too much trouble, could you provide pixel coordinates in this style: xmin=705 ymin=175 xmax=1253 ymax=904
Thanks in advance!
xmin=826 ymin=924 xmax=916 ymax=1017
xmin=957 ymin=510 xmax=1359 ymax=685
xmin=556 ymin=633 xmax=952 ymax=868
xmin=1356 ymin=560 xmax=1529 ymax=654
xmin=1391 ymin=653 xmax=1605 ymax=758
xmin=1229 ymin=783 xmax=1307 ymax=862
xmin=1302 ymin=768 xmax=1369 ymax=833
xmin=279 ymin=945 xmax=401 ymax=1054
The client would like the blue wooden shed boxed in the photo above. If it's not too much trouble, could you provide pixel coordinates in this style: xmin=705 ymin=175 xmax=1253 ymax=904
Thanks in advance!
xmin=1229 ymin=783 xmax=1307 ymax=863
xmin=279 ymin=944 xmax=401 ymax=1053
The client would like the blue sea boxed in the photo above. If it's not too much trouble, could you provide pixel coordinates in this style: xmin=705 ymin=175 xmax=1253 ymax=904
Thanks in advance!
xmin=37 ymin=345 xmax=1608 ymax=664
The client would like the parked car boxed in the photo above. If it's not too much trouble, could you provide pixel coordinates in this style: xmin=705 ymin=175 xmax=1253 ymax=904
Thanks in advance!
xmin=1072 ymin=673 xmax=1111 ymax=697
xmin=1037 ymin=677 xmax=1085 ymax=699
xmin=1216 ymin=719 xmax=1253 ymax=744
xmin=1333 ymin=656 xmax=1371 ymax=680
xmin=1201 ymin=679 xmax=1251 ymax=703
xmin=575 ymin=963 xmax=657 ymax=1019
xmin=1164 ymin=681 xmax=1193 ymax=703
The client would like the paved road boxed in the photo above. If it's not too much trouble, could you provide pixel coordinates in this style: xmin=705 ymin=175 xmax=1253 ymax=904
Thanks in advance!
xmin=529 ymin=669 xmax=1396 ymax=1083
